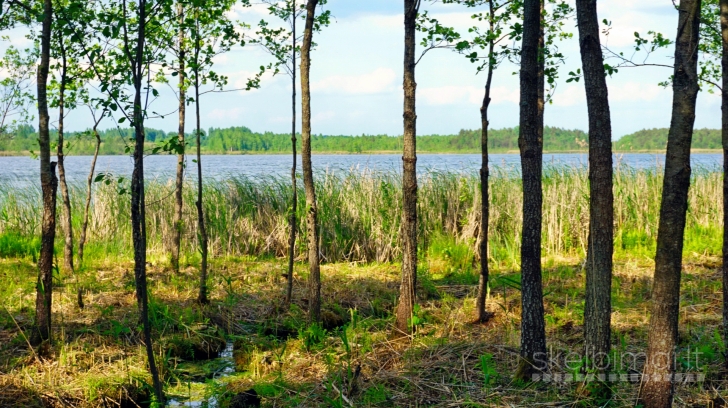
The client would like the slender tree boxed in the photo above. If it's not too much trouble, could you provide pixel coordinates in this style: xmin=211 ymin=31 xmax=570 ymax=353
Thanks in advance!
xmin=129 ymin=0 xmax=162 ymax=400
xmin=252 ymin=0 xmax=327 ymax=308
xmin=191 ymin=5 xmax=209 ymax=304
xmin=171 ymin=1 xmax=186 ymax=273
xmin=472 ymin=0 xmax=497 ymax=325
xmin=78 ymin=107 xmax=105 ymax=265
xmin=33 ymin=0 xmax=56 ymax=346
xmin=254 ymin=0 xmax=305 ymax=306
xmin=575 ymin=0 xmax=613 ymax=393
xmin=720 ymin=0 xmax=728 ymax=369
xmin=4 ymin=0 xmax=68 ymax=347
xmin=514 ymin=0 xmax=547 ymax=379
xmin=182 ymin=0 xmax=249 ymax=303
xmin=50 ymin=12 xmax=74 ymax=276
xmin=639 ymin=0 xmax=702 ymax=406
xmin=128 ymin=0 xmax=163 ymax=399
xmin=441 ymin=0 xmax=519 ymax=323
xmin=73 ymin=0 xmax=170 ymax=400
xmin=300 ymin=0 xmax=322 ymax=323
xmin=394 ymin=0 xmax=421 ymax=337
xmin=287 ymin=0 xmax=297 ymax=307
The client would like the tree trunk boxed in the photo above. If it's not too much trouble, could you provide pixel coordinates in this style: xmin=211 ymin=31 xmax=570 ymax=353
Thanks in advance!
xmin=301 ymin=0 xmax=321 ymax=324
xmin=639 ymin=1 xmax=701 ymax=406
xmin=32 ymin=0 xmax=55 ymax=346
xmin=286 ymin=1 xmax=297 ymax=307
xmin=475 ymin=0 xmax=496 ymax=324
xmin=576 ymin=0 xmax=614 ymax=389
xmin=129 ymin=1 xmax=163 ymax=402
xmin=171 ymin=2 xmax=185 ymax=274
xmin=57 ymin=41 xmax=74 ymax=276
xmin=394 ymin=0 xmax=419 ymax=337
xmin=514 ymin=0 xmax=547 ymax=380
xmin=720 ymin=0 xmax=728 ymax=370
xmin=194 ymin=12 xmax=209 ymax=305
xmin=78 ymin=118 xmax=102 ymax=264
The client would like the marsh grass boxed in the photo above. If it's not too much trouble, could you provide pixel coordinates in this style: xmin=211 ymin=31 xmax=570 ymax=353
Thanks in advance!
xmin=0 ymin=165 xmax=722 ymax=269
xmin=0 ymin=165 xmax=725 ymax=407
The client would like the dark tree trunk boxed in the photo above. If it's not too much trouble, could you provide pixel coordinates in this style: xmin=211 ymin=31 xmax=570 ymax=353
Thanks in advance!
xmin=57 ymin=40 xmax=73 ymax=276
xmin=475 ymin=0 xmax=496 ymax=324
xmin=720 ymin=0 xmax=728 ymax=370
xmin=394 ymin=0 xmax=419 ymax=337
xmin=576 ymin=0 xmax=614 ymax=387
xmin=301 ymin=0 xmax=321 ymax=324
xmin=129 ymin=0 xmax=163 ymax=402
xmin=514 ymin=0 xmax=547 ymax=380
xmin=286 ymin=2 xmax=297 ymax=307
xmin=194 ymin=11 xmax=209 ymax=305
xmin=171 ymin=2 xmax=185 ymax=274
xmin=639 ymin=0 xmax=701 ymax=406
xmin=78 ymin=118 xmax=102 ymax=264
xmin=32 ymin=0 xmax=56 ymax=346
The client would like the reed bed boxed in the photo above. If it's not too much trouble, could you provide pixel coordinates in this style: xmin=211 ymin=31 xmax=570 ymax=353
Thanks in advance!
xmin=0 ymin=165 xmax=722 ymax=267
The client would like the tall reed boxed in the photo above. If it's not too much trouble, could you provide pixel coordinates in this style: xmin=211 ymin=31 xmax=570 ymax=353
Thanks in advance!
xmin=0 ymin=165 xmax=722 ymax=267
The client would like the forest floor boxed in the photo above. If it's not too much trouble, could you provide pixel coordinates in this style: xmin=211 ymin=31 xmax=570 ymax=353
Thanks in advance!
xmin=0 ymin=252 xmax=726 ymax=407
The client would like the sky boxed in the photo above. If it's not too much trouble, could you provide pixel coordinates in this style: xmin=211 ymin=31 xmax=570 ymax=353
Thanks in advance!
xmin=7 ymin=0 xmax=723 ymax=139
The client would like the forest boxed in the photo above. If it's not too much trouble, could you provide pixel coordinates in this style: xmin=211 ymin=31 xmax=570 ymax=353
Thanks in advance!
xmin=0 ymin=0 xmax=725 ymax=408
xmin=1 ymin=125 xmax=724 ymax=155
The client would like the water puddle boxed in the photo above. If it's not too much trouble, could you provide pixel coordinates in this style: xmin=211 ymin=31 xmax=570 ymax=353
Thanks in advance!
xmin=167 ymin=342 xmax=235 ymax=407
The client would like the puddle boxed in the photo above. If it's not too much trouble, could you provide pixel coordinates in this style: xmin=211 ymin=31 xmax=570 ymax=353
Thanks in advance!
xmin=167 ymin=342 xmax=235 ymax=407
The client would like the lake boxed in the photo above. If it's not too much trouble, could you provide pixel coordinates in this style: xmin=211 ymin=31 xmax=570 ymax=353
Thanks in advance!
xmin=0 ymin=153 xmax=723 ymax=186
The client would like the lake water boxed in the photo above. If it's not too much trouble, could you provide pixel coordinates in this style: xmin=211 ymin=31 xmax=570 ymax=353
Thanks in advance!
xmin=0 ymin=153 xmax=723 ymax=186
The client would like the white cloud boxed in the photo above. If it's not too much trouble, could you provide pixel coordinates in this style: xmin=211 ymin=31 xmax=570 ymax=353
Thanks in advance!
xmin=609 ymin=81 xmax=666 ymax=102
xmin=312 ymin=68 xmax=396 ymax=95
xmin=357 ymin=14 xmax=401 ymax=29
xmin=313 ymin=110 xmax=336 ymax=124
xmin=419 ymin=85 xmax=480 ymax=106
xmin=208 ymin=107 xmax=246 ymax=120
xmin=551 ymin=85 xmax=586 ymax=107
xmin=418 ymin=84 xmax=518 ymax=106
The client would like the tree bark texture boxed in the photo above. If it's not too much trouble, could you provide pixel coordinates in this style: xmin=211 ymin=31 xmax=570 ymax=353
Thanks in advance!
xmin=286 ymin=2 xmax=297 ymax=306
xmin=78 ymin=120 xmax=101 ymax=264
xmin=194 ymin=12 xmax=209 ymax=305
xmin=33 ymin=0 xmax=56 ymax=346
xmin=576 ymin=0 xmax=614 ymax=381
xmin=395 ymin=0 xmax=420 ymax=337
xmin=301 ymin=0 xmax=321 ymax=324
xmin=475 ymin=0 xmax=496 ymax=324
xmin=639 ymin=1 xmax=701 ymax=406
xmin=720 ymin=0 xmax=728 ymax=370
xmin=57 ymin=40 xmax=74 ymax=275
xmin=171 ymin=2 xmax=186 ymax=273
xmin=515 ymin=0 xmax=547 ymax=379
xmin=129 ymin=0 xmax=163 ymax=402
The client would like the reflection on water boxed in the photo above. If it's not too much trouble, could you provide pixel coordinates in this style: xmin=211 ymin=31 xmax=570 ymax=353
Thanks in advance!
xmin=167 ymin=342 xmax=235 ymax=408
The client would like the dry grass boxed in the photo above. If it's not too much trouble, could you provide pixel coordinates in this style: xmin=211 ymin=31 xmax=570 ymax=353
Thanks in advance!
xmin=3 ymin=251 xmax=726 ymax=407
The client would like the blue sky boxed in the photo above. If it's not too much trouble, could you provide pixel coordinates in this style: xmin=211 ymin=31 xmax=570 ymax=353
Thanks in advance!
xmin=9 ymin=0 xmax=723 ymax=139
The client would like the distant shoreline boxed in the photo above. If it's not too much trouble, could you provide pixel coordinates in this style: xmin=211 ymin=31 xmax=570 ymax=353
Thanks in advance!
xmin=0 ymin=149 xmax=722 ymax=157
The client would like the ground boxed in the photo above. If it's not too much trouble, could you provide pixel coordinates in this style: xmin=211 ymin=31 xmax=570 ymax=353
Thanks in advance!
xmin=0 ymin=252 xmax=726 ymax=407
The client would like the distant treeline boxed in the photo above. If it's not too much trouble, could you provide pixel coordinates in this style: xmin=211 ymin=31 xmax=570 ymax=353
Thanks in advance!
xmin=0 ymin=125 xmax=721 ymax=155
xmin=612 ymin=128 xmax=721 ymax=151
xmin=203 ymin=126 xmax=589 ymax=153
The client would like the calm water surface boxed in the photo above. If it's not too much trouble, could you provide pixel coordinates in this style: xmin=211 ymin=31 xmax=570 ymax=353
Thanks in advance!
xmin=0 ymin=153 xmax=722 ymax=185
